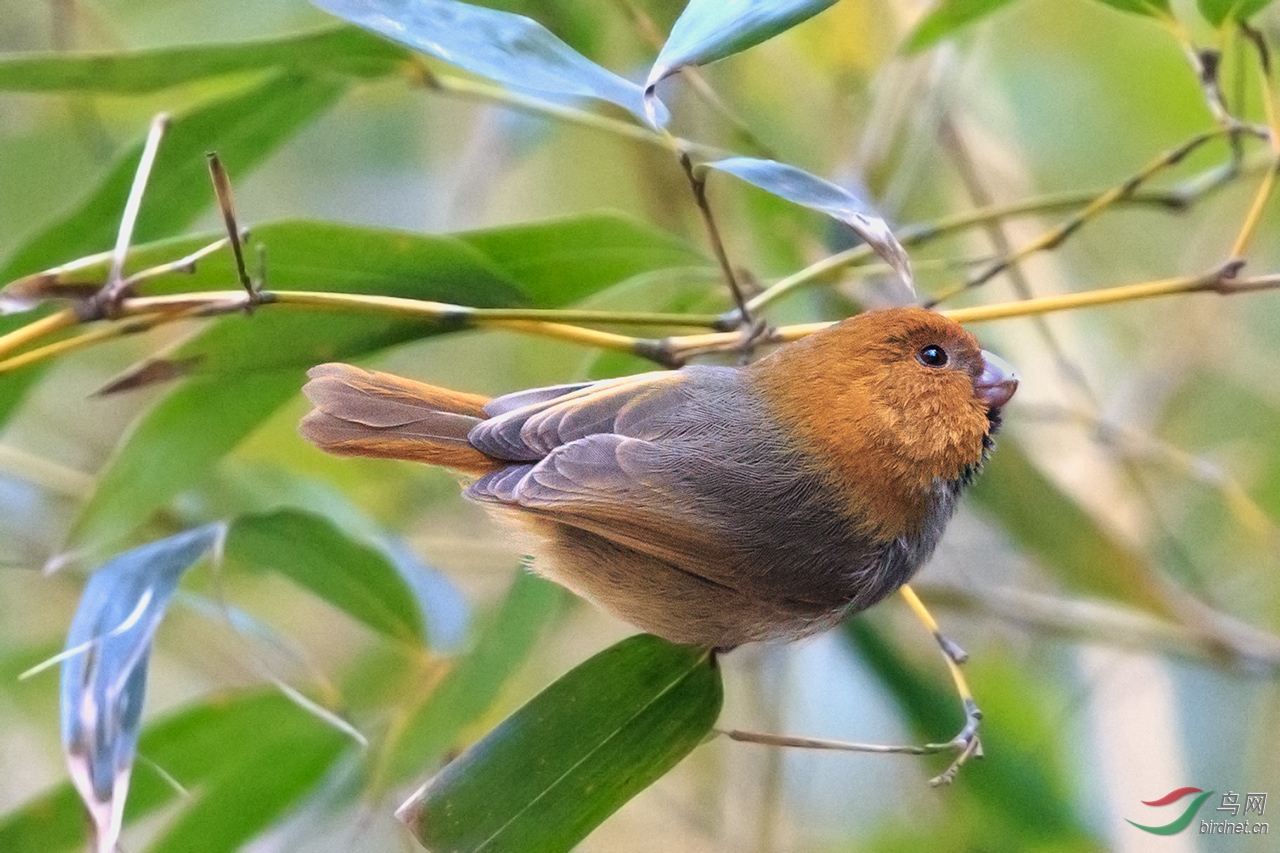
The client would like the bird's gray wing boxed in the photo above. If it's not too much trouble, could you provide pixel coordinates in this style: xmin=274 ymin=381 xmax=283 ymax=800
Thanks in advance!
xmin=469 ymin=369 xmax=702 ymax=461
xmin=466 ymin=432 xmax=740 ymax=580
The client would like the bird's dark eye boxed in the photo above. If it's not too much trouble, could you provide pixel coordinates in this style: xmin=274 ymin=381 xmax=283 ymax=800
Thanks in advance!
xmin=917 ymin=344 xmax=949 ymax=367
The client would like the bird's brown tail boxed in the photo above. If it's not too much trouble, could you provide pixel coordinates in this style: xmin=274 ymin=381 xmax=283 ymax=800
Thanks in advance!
xmin=299 ymin=363 xmax=502 ymax=475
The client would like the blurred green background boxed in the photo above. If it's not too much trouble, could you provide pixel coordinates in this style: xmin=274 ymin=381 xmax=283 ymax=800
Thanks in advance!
xmin=0 ymin=0 xmax=1278 ymax=851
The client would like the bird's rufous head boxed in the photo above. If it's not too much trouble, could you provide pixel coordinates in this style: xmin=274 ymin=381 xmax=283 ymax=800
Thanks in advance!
xmin=752 ymin=308 xmax=1017 ymax=537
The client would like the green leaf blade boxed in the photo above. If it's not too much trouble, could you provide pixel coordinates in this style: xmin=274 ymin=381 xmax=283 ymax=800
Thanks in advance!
xmin=0 ymin=690 xmax=351 ymax=853
xmin=398 ymin=634 xmax=723 ymax=853
xmin=1 ymin=75 xmax=346 ymax=282
xmin=381 ymin=570 xmax=565 ymax=787
xmin=904 ymin=0 xmax=1021 ymax=53
xmin=226 ymin=508 xmax=425 ymax=643
xmin=1090 ymin=0 xmax=1173 ymax=19
xmin=0 ymin=26 xmax=407 ymax=94
xmin=1197 ymin=0 xmax=1274 ymax=25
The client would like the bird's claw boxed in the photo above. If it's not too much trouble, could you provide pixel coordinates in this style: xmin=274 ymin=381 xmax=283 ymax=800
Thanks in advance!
xmin=927 ymin=700 xmax=984 ymax=787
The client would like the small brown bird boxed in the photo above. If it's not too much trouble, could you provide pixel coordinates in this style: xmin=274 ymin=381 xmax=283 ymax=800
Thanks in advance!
xmin=300 ymin=308 xmax=1016 ymax=649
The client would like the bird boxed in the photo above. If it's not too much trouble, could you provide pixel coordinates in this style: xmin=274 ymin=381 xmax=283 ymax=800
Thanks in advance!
xmin=299 ymin=307 xmax=1017 ymax=650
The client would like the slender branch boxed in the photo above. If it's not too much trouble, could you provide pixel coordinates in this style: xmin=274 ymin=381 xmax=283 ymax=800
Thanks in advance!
xmin=658 ymin=266 xmax=1279 ymax=363
xmin=1228 ymin=154 xmax=1279 ymax=260
xmin=0 ymin=444 xmax=94 ymax=499
xmin=927 ymin=128 xmax=1238 ymax=306
xmin=679 ymin=152 xmax=754 ymax=330
xmin=205 ymin=153 xmax=254 ymax=299
xmin=913 ymin=583 xmax=1280 ymax=672
xmin=745 ymin=156 xmax=1265 ymax=314
xmin=0 ymin=289 xmax=717 ymax=376
xmin=1226 ymin=53 xmax=1280 ymax=260
xmin=0 ymin=309 xmax=79 ymax=361
xmin=0 ymin=310 xmax=201 ymax=375
xmin=2 ymin=264 xmax=1277 ymax=377
xmin=96 ymin=113 xmax=169 ymax=315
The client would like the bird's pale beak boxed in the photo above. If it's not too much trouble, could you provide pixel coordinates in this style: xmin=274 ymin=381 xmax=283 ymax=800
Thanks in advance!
xmin=976 ymin=351 xmax=1018 ymax=410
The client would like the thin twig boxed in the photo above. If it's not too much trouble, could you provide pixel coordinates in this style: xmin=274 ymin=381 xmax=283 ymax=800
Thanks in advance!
xmin=679 ymin=151 xmax=755 ymax=332
xmin=658 ymin=264 xmax=1276 ymax=362
xmin=926 ymin=128 xmax=1240 ymax=307
xmin=93 ymin=112 xmax=170 ymax=317
xmin=205 ymin=153 xmax=254 ymax=301
xmin=745 ymin=156 xmax=1265 ymax=314
xmin=913 ymin=583 xmax=1280 ymax=673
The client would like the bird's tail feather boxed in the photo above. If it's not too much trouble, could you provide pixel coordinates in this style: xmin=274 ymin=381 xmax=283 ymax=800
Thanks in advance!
xmin=299 ymin=363 xmax=501 ymax=474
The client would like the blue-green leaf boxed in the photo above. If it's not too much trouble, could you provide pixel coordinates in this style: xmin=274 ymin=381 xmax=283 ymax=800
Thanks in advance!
xmin=59 ymin=525 xmax=222 ymax=853
xmin=310 ymin=0 xmax=661 ymax=124
xmin=646 ymin=0 xmax=838 ymax=124
xmin=700 ymin=156 xmax=914 ymax=295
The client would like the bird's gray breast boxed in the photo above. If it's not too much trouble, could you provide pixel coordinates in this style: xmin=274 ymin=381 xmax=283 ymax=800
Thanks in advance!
xmin=631 ymin=366 xmax=949 ymax=618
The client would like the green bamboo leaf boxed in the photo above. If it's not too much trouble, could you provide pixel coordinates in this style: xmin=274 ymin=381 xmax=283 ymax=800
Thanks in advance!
xmin=380 ymin=570 xmax=565 ymax=787
xmin=456 ymin=213 xmax=706 ymax=306
xmin=0 ymin=690 xmax=350 ymax=853
xmin=3 ymin=213 xmax=701 ymax=315
xmin=225 ymin=509 xmax=425 ymax=643
xmin=398 ymin=633 xmax=723 ymax=853
xmin=1 ymin=75 xmax=345 ymax=283
xmin=0 ymin=73 xmax=346 ymax=427
xmin=65 ymin=229 xmax=523 ymax=550
xmin=970 ymin=440 xmax=1175 ymax=617
xmin=1090 ymin=0 xmax=1173 ymax=18
xmin=645 ymin=0 xmax=838 ymax=123
xmin=904 ymin=0 xmax=1021 ymax=53
xmin=145 ymin=702 xmax=353 ymax=853
xmin=1197 ymin=0 xmax=1274 ymax=25
xmin=34 ymin=216 xmax=691 ymax=549
xmin=0 ymin=26 xmax=407 ymax=93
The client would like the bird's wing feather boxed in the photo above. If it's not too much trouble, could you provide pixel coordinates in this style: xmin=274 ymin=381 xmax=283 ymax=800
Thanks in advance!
xmin=469 ymin=370 xmax=689 ymax=461
xmin=466 ymin=432 xmax=739 ymax=581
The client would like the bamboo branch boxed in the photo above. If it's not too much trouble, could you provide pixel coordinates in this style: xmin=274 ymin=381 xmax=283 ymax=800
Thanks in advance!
xmin=914 ymin=583 xmax=1280 ymax=672
xmin=2 ymin=265 xmax=1277 ymax=377
xmin=927 ymin=129 xmax=1239 ymax=306
xmin=745 ymin=155 xmax=1266 ymax=314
